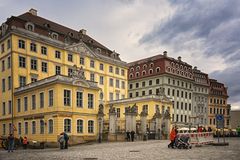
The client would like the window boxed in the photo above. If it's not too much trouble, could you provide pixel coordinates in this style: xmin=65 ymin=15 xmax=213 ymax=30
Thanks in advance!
xmin=121 ymin=69 xmax=125 ymax=76
xmin=18 ymin=40 xmax=25 ymax=49
xmin=88 ymin=94 xmax=94 ymax=108
xmin=142 ymin=91 xmax=145 ymax=96
xmin=18 ymin=123 xmax=21 ymax=135
xmin=149 ymin=90 xmax=152 ymax=95
xmin=68 ymin=54 xmax=73 ymax=62
xmin=168 ymin=88 xmax=170 ymax=95
xmin=88 ymin=120 xmax=94 ymax=133
xmin=2 ymin=102 xmax=6 ymax=115
xmin=143 ymin=105 xmax=148 ymax=114
xmin=42 ymin=62 xmax=48 ymax=72
xmin=181 ymin=91 xmax=183 ymax=98
xmin=189 ymin=104 xmax=191 ymax=111
xmin=142 ymin=81 xmax=145 ymax=87
xmin=156 ymin=67 xmax=160 ymax=73
xmin=110 ymin=78 xmax=114 ymax=87
xmin=31 ymin=77 xmax=37 ymax=83
xmin=176 ymin=102 xmax=179 ymax=109
xmin=116 ymin=93 xmax=120 ymax=100
xmin=24 ymin=97 xmax=28 ymax=111
xmin=68 ymin=68 xmax=73 ymax=77
xmin=100 ymin=63 xmax=104 ymax=71
xmin=142 ymin=71 xmax=146 ymax=75
xmin=129 ymin=84 xmax=133 ymax=89
xmin=2 ymin=60 xmax=5 ymax=71
xmin=156 ymin=79 xmax=160 ymax=84
xmin=90 ymin=60 xmax=95 ymax=68
xmin=80 ymin=57 xmax=85 ymax=65
xmin=189 ymin=93 xmax=192 ymax=99
xmin=40 ymin=92 xmax=44 ymax=108
xmin=49 ymin=90 xmax=53 ymax=106
xmin=52 ymin=33 xmax=58 ymax=40
xmin=24 ymin=122 xmax=28 ymax=134
xmin=32 ymin=121 xmax=36 ymax=134
xmin=109 ymin=66 xmax=113 ymax=73
xmin=31 ymin=59 xmax=37 ymax=70
xmin=64 ymin=90 xmax=71 ymax=106
xmin=121 ymin=81 xmax=125 ymax=89
xmin=27 ymin=24 xmax=34 ymax=31
xmin=99 ymin=76 xmax=104 ymax=85
xmin=55 ymin=50 xmax=61 ymax=59
xmin=19 ymin=76 xmax=26 ymax=87
xmin=185 ymin=92 xmax=188 ymax=99
xmin=2 ymin=79 xmax=5 ymax=92
xmin=149 ymin=80 xmax=152 ymax=86
xmin=129 ymin=93 xmax=133 ymax=98
xmin=116 ymin=79 xmax=120 ymax=88
xmin=77 ymin=119 xmax=83 ymax=133
xmin=19 ymin=56 xmax=26 ymax=68
xmin=30 ymin=43 xmax=37 ymax=52
xmin=48 ymin=119 xmax=53 ymax=134
xmin=115 ymin=67 xmax=119 ymax=74
xmin=149 ymin=69 xmax=153 ymax=74
xmin=31 ymin=95 xmax=36 ymax=110
xmin=16 ymin=98 xmax=21 ymax=113
xmin=41 ymin=46 xmax=47 ymax=55
xmin=109 ymin=92 xmax=114 ymax=101
xmin=1 ymin=43 xmax=4 ymax=53
xmin=117 ymin=108 xmax=120 ymax=118
xmin=172 ymin=89 xmax=175 ymax=96
xmin=7 ymin=56 xmax=11 ymax=69
xmin=181 ymin=102 xmax=183 ymax=109
xmin=76 ymin=92 xmax=83 ymax=108
xmin=40 ymin=120 xmax=44 ymax=134
xmin=90 ymin=73 xmax=95 ymax=81
xmin=5 ymin=40 xmax=10 ymax=51
xmin=185 ymin=103 xmax=187 ymax=110
xmin=64 ymin=119 xmax=71 ymax=133
xmin=55 ymin=66 xmax=61 ymax=75
xmin=8 ymin=101 xmax=12 ymax=114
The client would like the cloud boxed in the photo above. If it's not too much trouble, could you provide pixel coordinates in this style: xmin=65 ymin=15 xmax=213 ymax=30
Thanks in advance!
xmin=139 ymin=0 xmax=240 ymax=109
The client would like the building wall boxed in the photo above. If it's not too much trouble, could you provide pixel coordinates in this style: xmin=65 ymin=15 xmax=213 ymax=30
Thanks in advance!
xmin=230 ymin=110 xmax=240 ymax=129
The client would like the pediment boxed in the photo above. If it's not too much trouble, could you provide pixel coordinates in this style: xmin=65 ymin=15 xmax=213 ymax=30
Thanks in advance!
xmin=65 ymin=42 xmax=97 ymax=58
xmin=73 ymin=79 xmax=90 ymax=88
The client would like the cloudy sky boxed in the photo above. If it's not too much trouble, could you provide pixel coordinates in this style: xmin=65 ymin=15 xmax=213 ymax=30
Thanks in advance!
xmin=1 ymin=0 xmax=239 ymax=110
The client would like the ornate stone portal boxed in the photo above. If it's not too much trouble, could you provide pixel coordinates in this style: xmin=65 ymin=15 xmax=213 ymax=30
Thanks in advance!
xmin=109 ymin=105 xmax=117 ymax=134
xmin=124 ymin=104 xmax=138 ymax=132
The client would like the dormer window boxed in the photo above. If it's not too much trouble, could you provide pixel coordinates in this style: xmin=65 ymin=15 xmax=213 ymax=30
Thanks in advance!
xmin=25 ymin=22 xmax=34 ymax=32
xmin=156 ymin=67 xmax=160 ymax=73
xmin=136 ymin=66 xmax=140 ymax=71
xmin=130 ymin=67 xmax=134 ymax=72
xmin=149 ymin=69 xmax=153 ymax=74
xmin=96 ymin=48 xmax=101 ymax=54
xmin=149 ymin=63 xmax=154 ymax=68
xmin=51 ymin=32 xmax=59 ymax=40
xmin=136 ymin=72 xmax=139 ymax=77
xmin=129 ymin=74 xmax=133 ymax=78
xmin=69 ymin=32 xmax=74 ymax=37
xmin=142 ymin=70 xmax=146 ymax=75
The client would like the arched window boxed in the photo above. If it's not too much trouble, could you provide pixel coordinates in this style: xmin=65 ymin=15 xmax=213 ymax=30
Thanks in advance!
xmin=136 ymin=66 xmax=140 ymax=71
xmin=180 ymin=65 xmax=183 ymax=70
xmin=40 ymin=120 xmax=44 ymax=134
xmin=176 ymin=64 xmax=179 ymax=68
xmin=171 ymin=62 xmax=175 ymax=67
xmin=149 ymin=69 xmax=153 ymax=74
xmin=149 ymin=63 xmax=154 ymax=68
xmin=129 ymin=74 xmax=133 ymax=78
xmin=142 ymin=70 xmax=146 ymax=75
xmin=136 ymin=72 xmax=139 ymax=77
xmin=64 ymin=119 xmax=71 ymax=133
xmin=48 ymin=119 xmax=53 ymax=134
xmin=156 ymin=67 xmax=160 ymax=73
xmin=25 ymin=22 xmax=34 ymax=32
xmin=77 ymin=119 xmax=83 ymax=133
xmin=167 ymin=67 xmax=170 ymax=72
xmin=51 ymin=32 xmax=59 ymax=40
xmin=143 ymin=64 xmax=147 ymax=70
xmin=130 ymin=67 xmax=134 ymax=72
xmin=88 ymin=120 xmax=94 ymax=133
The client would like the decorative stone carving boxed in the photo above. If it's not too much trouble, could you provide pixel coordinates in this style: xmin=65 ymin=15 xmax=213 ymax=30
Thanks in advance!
xmin=109 ymin=105 xmax=116 ymax=113
xmin=71 ymin=65 xmax=86 ymax=80
xmin=125 ymin=106 xmax=131 ymax=114
xmin=98 ymin=104 xmax=104 ymax=116
xmin=153 ymin=106 xmax=162 ymax=119
xmin=131 ymin=103 xmax=138 ymax=114
xmin=163 ymin=109 xmax=171 ymax=119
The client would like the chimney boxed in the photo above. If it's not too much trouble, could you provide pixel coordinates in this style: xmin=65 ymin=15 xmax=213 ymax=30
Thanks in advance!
xmin=194 ymin=66 xmax=197 ymax=70
xmin=80 ymin=29 xmax=87 ymax=35
xmin=163 ymin=51 xmax=167 ymax=57
xmin=178 ymin=56 xmax=182 ymax=61
xmin=29 ymin=8 xmax=37 ymax=16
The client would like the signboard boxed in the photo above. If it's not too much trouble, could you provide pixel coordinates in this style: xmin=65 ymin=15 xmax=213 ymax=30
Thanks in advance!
xmin=216 ymin=114 xmax=224 ymax=129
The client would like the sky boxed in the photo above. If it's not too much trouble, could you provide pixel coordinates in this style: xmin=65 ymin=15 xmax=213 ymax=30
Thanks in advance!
xmin=0 ymin=0 xmax=239 ymax=110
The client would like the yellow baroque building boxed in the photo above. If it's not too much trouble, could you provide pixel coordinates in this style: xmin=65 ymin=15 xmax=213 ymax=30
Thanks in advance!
xmin=0 ymin=9 xmax=128 ymax=145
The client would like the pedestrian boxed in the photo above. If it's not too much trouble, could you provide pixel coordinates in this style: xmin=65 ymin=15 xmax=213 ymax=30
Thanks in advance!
xmin=19 ymin=136 xmax=23 ymax=147
xmin=58 ymin=133 xmax=65 ymax=149
xmin=208 ymin=127 xmax=212 ymax=132
xmin=168 ymin=127 xmax=176 ymax=148
xmin=23 ymin=136 xmax=28 ymax=149
xmin=237 ymin=126 xmax=240 ymax=137
xmin=63 ymin=132 xmax=69 ymax=149
xmin=126 ymin=130 xmax=130 ymax=141
xmin=130 ymin=130 xmax=135 ymax=142
xmin=7 ymin=134 xmax=14 ymax=152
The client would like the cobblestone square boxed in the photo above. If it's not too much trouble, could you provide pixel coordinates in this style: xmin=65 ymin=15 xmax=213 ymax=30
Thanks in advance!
xmin=0 ymin=138 xmax=240 ymax=160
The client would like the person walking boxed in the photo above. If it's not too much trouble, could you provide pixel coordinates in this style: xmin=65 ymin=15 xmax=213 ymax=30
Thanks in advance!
xmin=130 ymin=130 xmax=135 ymax=142
xmin=58 ymin=133 xmax=65 ymax=149
xmin=168 ymin=127 xmax=176 ymax=148
xmin=23 ymin=136 xmax=28 ymax=149
xmin=7 ymin=134 xmax=14 ymax=152
xmin=63 ymin=132 xmax=69 ymax=149
xmin=126 ymin=130 xmax=130 ymax=141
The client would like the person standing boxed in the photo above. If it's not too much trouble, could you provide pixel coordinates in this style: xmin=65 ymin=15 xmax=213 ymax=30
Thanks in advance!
xmin=23 ymin=136 xmax=28 ymax=149
xmin=130 ymin=130 xmax=135 ymax=142
xmin=7 ymin=134 xmax=14 ymax=152
xmin=58 ymin=133 xmax=65 ymax=149
xmin=126 ymin=130 xmax=130 ymax=141
xmin=168 ymin=127 xmax=176 ymax=148
xmin=63 ymin=132 xmax=69 ymax=149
